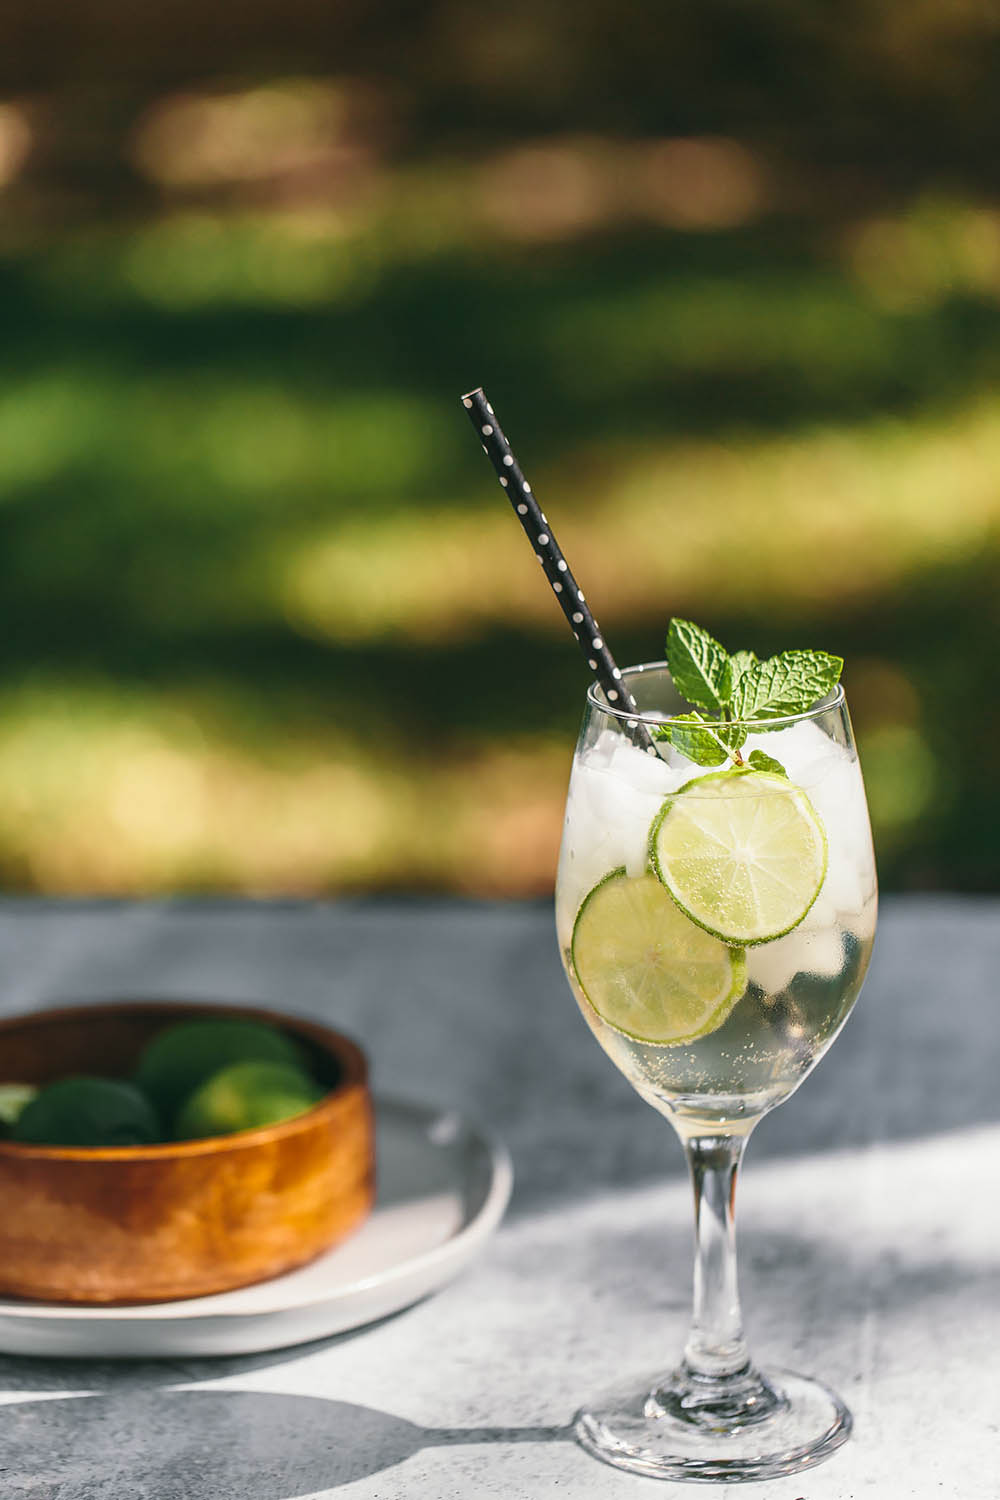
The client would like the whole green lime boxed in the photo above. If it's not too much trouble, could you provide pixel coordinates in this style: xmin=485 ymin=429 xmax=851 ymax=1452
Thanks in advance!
xmin=134 ymin=1018 xmax=307 ymax=1119
xmin=174 ymin=1060 xmax=324 ymax=1140
xmin=12 ymin=1077 xmax=161 ymax=1147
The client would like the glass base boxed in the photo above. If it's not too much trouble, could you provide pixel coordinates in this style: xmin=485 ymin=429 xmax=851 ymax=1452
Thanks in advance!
xmin=574 ymin=1364 xmax=852 ymax=1483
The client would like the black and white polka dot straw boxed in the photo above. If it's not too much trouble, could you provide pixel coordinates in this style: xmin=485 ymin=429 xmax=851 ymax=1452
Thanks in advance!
xmin=461 ymin=387 xmax=657 ymax=754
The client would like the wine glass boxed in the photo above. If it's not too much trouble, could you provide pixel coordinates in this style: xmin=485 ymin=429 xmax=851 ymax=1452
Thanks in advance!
xmin=555 ymin=662 xmax=877 ymax=1482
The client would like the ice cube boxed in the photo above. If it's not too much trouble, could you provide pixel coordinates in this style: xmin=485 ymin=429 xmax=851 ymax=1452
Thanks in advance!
xmin=746 ymin=923 xmax=846 ymax=993
xmin=605 ymin=737 xmax=681 ymax=796
xmin=745 ymin=934 xmax=802 ymax=996
xmin=562 ymin=736 xmax=678 ymax=897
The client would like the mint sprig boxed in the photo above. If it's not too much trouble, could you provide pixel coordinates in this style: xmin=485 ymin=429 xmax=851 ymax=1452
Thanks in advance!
xmin=655 ymin=619 xmax=843 ymax=774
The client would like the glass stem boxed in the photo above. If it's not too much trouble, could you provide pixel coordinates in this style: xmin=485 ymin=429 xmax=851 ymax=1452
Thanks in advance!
xmin=651 ymin=1129 xmax=785 ymax=1427
xmin=682 ymin=1133 xmax=751 ymax=1381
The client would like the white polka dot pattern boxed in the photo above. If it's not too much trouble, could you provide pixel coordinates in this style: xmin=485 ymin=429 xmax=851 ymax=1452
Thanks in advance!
xmin=460 ymin=386 xmax=653 ymax=750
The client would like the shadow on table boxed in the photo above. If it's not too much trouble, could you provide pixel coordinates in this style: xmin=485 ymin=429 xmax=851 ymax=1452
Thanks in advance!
xmin=0 ymin=1225 xmax=993 ymax=1496
xmin=0 ymin=1389 xmax=571 ymax=1498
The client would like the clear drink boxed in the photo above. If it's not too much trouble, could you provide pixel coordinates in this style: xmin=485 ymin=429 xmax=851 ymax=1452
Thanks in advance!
xmin=556 ymin=676 xmax=876 ymax=1134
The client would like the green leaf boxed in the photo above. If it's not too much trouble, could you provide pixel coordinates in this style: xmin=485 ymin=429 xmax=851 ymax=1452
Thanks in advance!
xmin=654 ymin=712 xmax=729 ymax=766
xmin=666 ymin=619 xmax=732 ymax=714
xmin=728 ymin=650 xmax=758 ymax=692
xmin=729 ymin=650 xmax=843 ymax=722
xmin=747 ymin=749 xmax=788 ymax=777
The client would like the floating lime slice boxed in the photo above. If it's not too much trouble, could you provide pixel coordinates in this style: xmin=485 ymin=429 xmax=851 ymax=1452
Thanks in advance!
xmin=174 ymin=1060 xmax=323 ymax=1140
xmin=570 ymin=868 xmax=746 ymax=1045
xmin=649 ymin=769 xmax=827 ymax=946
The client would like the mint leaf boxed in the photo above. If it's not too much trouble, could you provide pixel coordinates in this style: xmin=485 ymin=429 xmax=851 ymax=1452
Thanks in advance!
xmin=730 ymin=650 xmax=843 ymax=722
xmin=666 ymin=619 xmax=731 ymax=714
xmin=747 ymin=749 xmax=788 ymax=777
xmin=654 ymin=712 xmax=729 ymax=767
xmin=728 ymin=650 xmax=758 ymax=690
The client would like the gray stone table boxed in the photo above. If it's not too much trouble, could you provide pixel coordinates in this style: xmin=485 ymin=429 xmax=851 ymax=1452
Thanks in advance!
xmin=0 ymin=895 xmax=997 ymax=1498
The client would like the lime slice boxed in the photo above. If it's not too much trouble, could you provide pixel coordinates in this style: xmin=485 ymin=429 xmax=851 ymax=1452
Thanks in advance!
xmin=174 ymin=1060 xmax=324 ymax=1140
xmin=571 ymin=868 xmax=746 ymax=1045
xmin=649 ymin=769 xmax=827 ymax=946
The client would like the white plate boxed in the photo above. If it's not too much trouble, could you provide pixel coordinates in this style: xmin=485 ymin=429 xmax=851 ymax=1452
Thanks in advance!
xmin=0 ymin=1097 xmax=512 ymax=1359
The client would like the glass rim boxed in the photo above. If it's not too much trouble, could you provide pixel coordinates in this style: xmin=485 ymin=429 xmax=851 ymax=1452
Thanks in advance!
xmin=586 ymin=660 xmax=846 ymax=731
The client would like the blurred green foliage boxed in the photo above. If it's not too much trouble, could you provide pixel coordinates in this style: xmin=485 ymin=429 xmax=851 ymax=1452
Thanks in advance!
xmin=0 ymin=13 xmax=998 ymax=894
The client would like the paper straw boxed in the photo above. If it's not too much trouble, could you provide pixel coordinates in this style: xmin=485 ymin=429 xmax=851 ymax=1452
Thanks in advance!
xmin=460 ymin=387 xmax=656 ymax=753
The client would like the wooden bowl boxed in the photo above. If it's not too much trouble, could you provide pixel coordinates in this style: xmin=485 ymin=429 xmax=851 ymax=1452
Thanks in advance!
xmin=0 ymin=1001 xmax=374 ymax=1305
